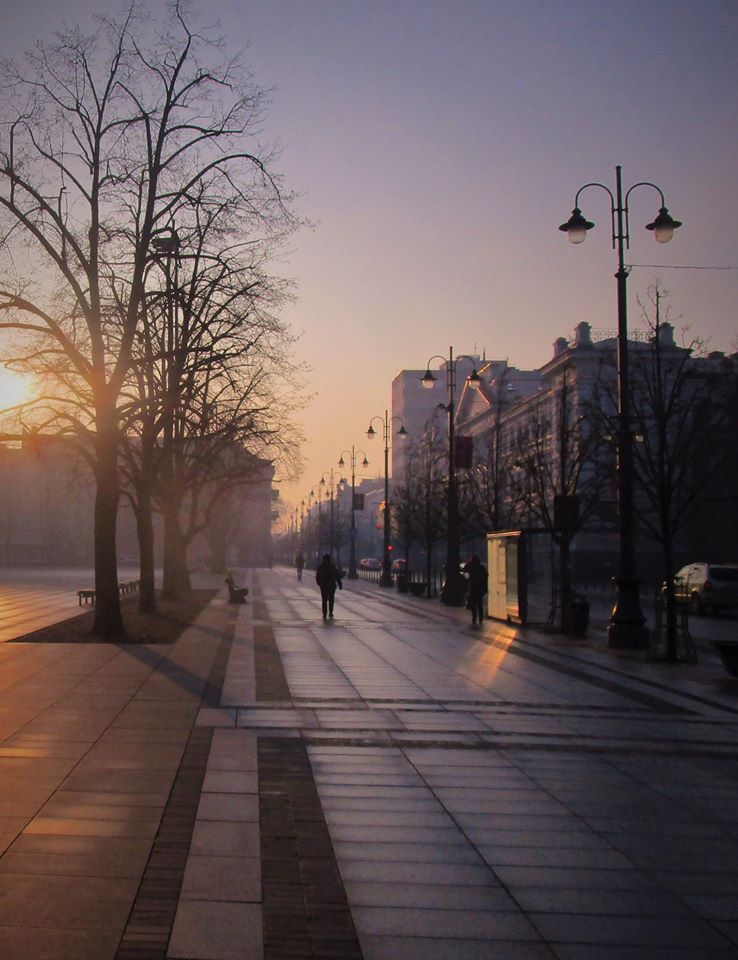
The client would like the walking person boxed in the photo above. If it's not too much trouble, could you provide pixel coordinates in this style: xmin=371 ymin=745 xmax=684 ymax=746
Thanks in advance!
xmin=294 ymin=550 xmax=305 ymax=581
xmin=464 ymin=554 xmax=488 ymax=627
xmin=316 ymin=553 xmax=343 ymax=620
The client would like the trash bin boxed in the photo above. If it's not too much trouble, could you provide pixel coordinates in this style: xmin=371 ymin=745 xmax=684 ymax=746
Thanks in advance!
xmin=397 ymin=571 xmax=408 ymax=593
xmin=566 ymin=598 xmax=590 ymax=637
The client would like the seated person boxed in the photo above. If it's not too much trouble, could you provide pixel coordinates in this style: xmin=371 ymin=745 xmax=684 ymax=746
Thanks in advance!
xmin=224 ymin=573 xmax=249 ymax=604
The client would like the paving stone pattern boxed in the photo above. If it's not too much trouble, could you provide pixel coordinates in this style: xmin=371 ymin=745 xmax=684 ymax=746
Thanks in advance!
xmin=3 ymin=567 xmax=738 ymax=959
xmin=258 ymin=737 xmax=363 ymax=960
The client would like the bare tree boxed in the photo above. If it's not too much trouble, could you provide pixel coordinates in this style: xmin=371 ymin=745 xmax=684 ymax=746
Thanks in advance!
xmin=119 ymin=195 xmax=302 ymax=605
xmin=511 ymin=365 xmax=609 ymax=629
xmin=0 ymin=4 xmax=300 ymax=636
xmin=628 ymin=283 xmax=736 ymax=660
xmin=458 ymin=370 xmax=513 ymax=542
xmin=393 ymin=422 xmax=448 ymax=596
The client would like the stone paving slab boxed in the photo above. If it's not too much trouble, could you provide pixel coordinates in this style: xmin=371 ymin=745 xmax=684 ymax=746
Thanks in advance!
xmin=2 ymin=566 xmax=738 ymax=958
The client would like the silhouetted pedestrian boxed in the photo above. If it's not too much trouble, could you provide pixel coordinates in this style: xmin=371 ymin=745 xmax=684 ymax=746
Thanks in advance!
xmin=316 ymin=554 xmax=343 ymax=619
xmin=464 ymin=555 xmax=488 ymax=626
xmin=294 ymin=550 xmax=305 ymax=581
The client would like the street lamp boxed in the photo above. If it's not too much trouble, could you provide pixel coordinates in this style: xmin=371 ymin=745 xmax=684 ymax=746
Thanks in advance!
xmin=338 ymin=446 xmax=369 ymax=579
xmin=307 ymin=488 xmax=319 ymax=562
xmin=366 ymin=411 xmax=408 ymax=587
xmin=150 ymin=225 xmax=184 ymax=600
xmin=420 ymin=348 xmax=482 ymax=606
xmin=319 ymin=470 xmax=339 ymax=559
xmin=559 ymin=165 xmax=682 ymax=648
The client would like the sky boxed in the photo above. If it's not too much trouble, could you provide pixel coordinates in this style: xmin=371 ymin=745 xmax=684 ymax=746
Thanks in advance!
xmin=2 ymin=0 xmax=737 ymax=516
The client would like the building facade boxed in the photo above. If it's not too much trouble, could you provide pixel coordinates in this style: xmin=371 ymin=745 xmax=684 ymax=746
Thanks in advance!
xmin=0 ymin=435 xmax=275 ymax=570
xmin=391 ymin=325 xmax=738 ymax=588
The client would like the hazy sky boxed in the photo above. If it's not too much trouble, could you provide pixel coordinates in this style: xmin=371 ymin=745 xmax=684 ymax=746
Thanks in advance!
xmin=3 ymin=0 xmax=737 ymax=512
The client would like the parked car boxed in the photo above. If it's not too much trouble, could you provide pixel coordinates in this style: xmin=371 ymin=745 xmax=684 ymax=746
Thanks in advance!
xmin=666 ymin=562 xmax=738 ymax=615
xmin=358 ymin=558 xmax=382 ymax=571
xmin=390 ymin=558 xmax=407 ymax=573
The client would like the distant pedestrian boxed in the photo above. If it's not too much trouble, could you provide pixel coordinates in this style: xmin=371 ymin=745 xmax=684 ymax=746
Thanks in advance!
xmin=464 ymin=555 xmax=488 ymax=627
xmin=294 ymin=550 xmax=305 ymax=581
xmin=316 ymin=553 xmax=343 ymax=619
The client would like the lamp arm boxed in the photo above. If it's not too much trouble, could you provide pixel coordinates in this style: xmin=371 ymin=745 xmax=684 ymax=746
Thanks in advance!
xmin=624 ymin=181 xmax=667 ymax=209
xmin=424 ymin=354 xmax=449 ymax=370
xmin=573 ymin=181 xmax=615 ymax=209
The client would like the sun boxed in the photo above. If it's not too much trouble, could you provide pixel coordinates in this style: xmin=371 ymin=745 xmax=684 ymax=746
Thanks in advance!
xmin=0 ymin=367 xmax=32 ymax=411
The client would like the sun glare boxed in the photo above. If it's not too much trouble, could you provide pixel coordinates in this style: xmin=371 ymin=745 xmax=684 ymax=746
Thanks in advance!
xmin=0 ymin=368 xmax=32 ymax=411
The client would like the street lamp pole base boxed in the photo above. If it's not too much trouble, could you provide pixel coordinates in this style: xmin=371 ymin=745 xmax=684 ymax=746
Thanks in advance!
xmin=379 ymin=575 xmax=393 ymax=588
xmin=607 ymin=577 xmax=649 ymax=648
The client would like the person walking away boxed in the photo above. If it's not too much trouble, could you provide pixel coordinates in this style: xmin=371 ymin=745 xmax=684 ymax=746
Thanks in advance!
xmin=464 ymin=554 xmax=488 ymax=627
xmin=294 ymin=550 xmax=305 ymax=581
xmin=316 ymin=553 xmax=343 ymax=619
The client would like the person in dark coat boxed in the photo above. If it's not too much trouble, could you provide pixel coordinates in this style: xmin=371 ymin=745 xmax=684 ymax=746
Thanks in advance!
xmin=464 ymin=554 xmax=488 ymax=626
xmin=294 ymin=551 xmax=305 ymax=581
xmin=315 ymin=553 xmax=343 ymax=619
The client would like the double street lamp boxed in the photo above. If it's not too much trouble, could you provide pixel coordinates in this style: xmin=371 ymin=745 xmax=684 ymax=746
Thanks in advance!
xmin=421 ymin=349 xmax=482 ymax=606
xmin=319 ymin=470 xmax=339 ymax=559
xmin=559 ymin=164 xmax=682 ymax=648
xmin=338 ymin=446 xmax=369 ymax=579
xmin=366 ymin=411 xmax=407 ymax=588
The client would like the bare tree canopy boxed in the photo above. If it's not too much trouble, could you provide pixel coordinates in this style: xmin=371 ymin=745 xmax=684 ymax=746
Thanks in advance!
xmin=0 ymin=1 xmax=304 ymax=636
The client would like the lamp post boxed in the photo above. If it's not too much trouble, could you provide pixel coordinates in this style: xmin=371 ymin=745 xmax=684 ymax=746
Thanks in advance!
xmin=559 ymin=165 xmax=682 ymax=648
xmin=306 ymin=489 xmax=316 ymax=564
xmin=312 ymin=486 xmax=323 ymax=559
xmin=420 ymin=349 xmax=482 ymax=606
xmin=151 ymin=225 xmax=184 ymax=601
xmin=366 ymin=411 xmax=407 ymax=587
xmin=338 ymin=447 xmax=369 ymax=579
xmin=319 ymin=470 xmax=339 ymax=559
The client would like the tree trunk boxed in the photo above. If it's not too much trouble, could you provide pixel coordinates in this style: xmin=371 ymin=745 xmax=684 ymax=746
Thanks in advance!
xmin=663 ymin=538 xmax=678 ymax=662
xmin=92 ymin=420 xmax=124 ymax=639
xmin=162 ymin=507 xmax=191 ymax=598
xmin=136 ymin=481 xmax=157 ymax=614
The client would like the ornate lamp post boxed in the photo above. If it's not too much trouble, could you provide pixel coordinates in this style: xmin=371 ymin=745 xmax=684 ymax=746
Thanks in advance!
xmin=319 ymin=470 xmax=339 ymax=558
xmin=559 ymin=165 xmax=682 ymax=647
xmin=306 ymin=489 xmax=316 ymax=564
xmin=420 ymin=349 xmax=482 ymax=606
xmin=366 ymin=411 xmax=407 ymax=587
xmin=338 ymin=446 xmax=369 ymax=579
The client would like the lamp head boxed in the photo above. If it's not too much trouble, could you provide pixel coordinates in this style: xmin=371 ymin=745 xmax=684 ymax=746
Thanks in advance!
xmin=421 ymin=369 xmax=437 ymax=389
xmin=362 ymin=456 xmax=369 ymax=467
xmin=396 ymin=424 xmax=408 ymax=438
xmin=366 ymin=424 xmax=376 ymax=439
xmin=338 ymin=456 xmax=345 ymax=467
xmin=467 ymin=368 xmax=482 ymax=390
xmin=646 ymin=206 xmax=682 ymax=244
xmin=559 ymin=207 xmax=594 ymax=244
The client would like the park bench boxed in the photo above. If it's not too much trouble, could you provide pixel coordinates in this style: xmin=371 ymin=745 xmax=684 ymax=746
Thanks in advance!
xmin=77 ymin=580 xmax=140 ymax=606
xmin=224 ymin=574 xmax=248 ymax=604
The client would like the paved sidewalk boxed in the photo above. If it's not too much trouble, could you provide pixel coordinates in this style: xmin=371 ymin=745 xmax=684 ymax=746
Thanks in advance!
xmin=1 ymin=567 xmax=738 ymax=958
